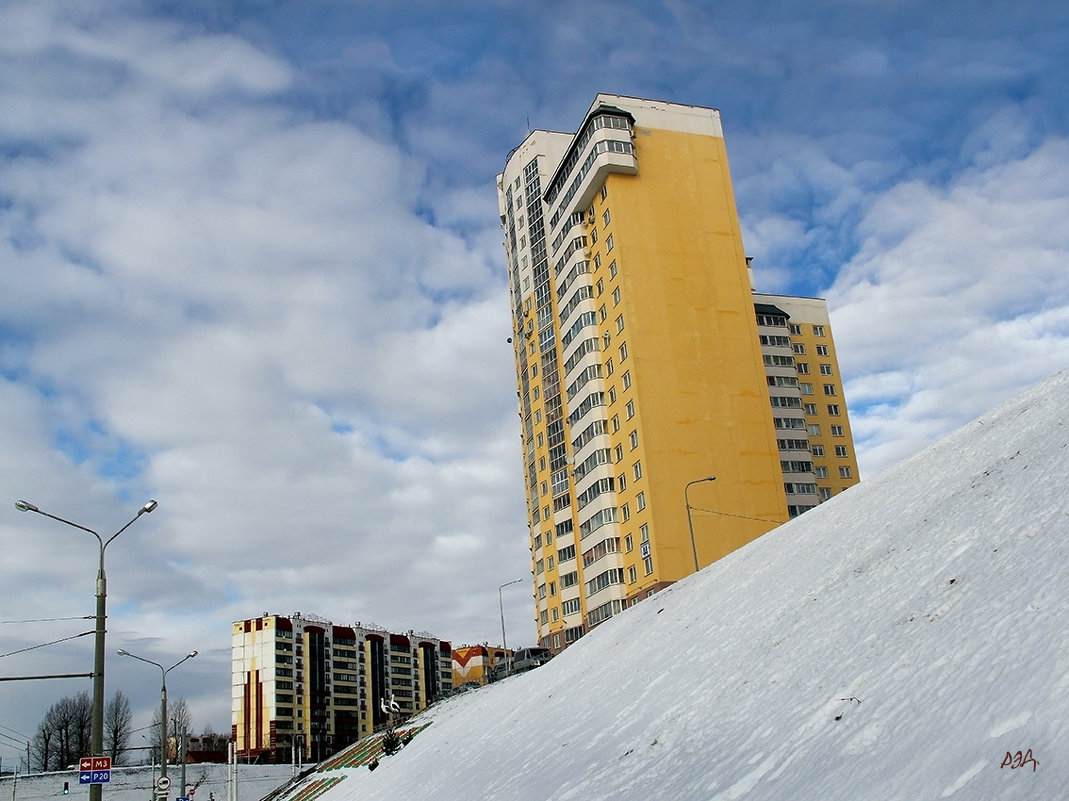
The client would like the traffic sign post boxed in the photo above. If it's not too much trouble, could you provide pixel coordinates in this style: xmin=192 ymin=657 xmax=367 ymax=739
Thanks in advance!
xmin=78 ymin=757 xmax=111 ymax=785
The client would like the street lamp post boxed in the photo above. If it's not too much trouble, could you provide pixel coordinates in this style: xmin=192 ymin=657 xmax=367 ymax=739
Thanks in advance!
xmin=15 ymin=498 xmax=157 ymax=801
xmin=117 ymin=649 xmax=197 ymax=793
xmin=684 ymin=476 xmax=717 ymax=572
xmin=498 ymin=578 xmax=523 ymax=678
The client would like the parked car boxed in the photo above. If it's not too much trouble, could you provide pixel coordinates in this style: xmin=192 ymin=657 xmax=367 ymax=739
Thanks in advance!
xmin=510 ymin=646 xmax=552 ymax=674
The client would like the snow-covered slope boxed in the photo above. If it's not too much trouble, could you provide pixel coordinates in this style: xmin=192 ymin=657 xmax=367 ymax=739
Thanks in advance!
xmin=304 ymin=369 xmax=1069 ymax=800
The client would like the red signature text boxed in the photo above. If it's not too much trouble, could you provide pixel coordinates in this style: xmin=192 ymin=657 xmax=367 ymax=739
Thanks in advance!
xmin=1000 ymin=750 xmax=1038 ymax=772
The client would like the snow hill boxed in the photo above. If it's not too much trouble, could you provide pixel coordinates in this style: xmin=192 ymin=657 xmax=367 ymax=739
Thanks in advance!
xmin=207 ymin=372 xmax=1069 ymax=798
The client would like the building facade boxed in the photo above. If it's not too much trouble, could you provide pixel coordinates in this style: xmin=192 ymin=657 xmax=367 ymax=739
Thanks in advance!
xmin=497 ymin=95 xmax=860 ymax=652
xmin=231 ymin=613 xmax=452 ymax=762
xmin=451 ymin=645 xmax=509 ymax=687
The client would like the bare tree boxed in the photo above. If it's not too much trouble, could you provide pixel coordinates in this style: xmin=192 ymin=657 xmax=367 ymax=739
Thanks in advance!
xmin=104 ymin=690 xmax=134 ymax=765
xmin=151 ymin=697 xmax=192 ymax=762
xmin=30 ymin=691 xmax=91 ymax=771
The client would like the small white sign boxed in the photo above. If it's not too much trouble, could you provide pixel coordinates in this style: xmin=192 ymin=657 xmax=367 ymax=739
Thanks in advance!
xmin=156 ymin=776 xmax=172 ymax=791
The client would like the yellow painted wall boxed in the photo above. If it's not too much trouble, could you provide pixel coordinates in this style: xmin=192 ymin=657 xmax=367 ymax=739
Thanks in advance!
xmin=599 ymin=127 xmax=787 ymax=583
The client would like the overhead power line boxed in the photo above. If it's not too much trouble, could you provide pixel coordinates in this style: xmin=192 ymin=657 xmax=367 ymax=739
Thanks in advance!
xmin=0 ymin=630 xmax=95 ymax=659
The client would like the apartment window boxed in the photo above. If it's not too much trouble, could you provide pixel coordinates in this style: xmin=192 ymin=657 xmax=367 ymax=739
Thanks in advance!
xmin=590 ymin=228 xmax=598 ymax=244
xmin=538 ymin=583 xmax=546 ymax=599
xmin=622 ymin=370 xmax=631 ymax=390
xmin=835 ymin=445 xmax=849 ymax=457
xmin=808 ymin=424 xmax=821 ymax=436
xmin=839 ymin=466 xmax=853 ymax=479
xmin=609 ymin=260 xmax=617 ymax=278
xmin=602 ymin=209 xmax=611 ymax=226
xmin=797 ymin=363 xmax=810 ymax=375
xmin=539 ymin=454 xmax=546 ymax=469
xmin=813 ymin=325 xmax=825 ymax=336
xmin=629 ymin=430 xmax=639 ymax=450
xmin=594 ymin=253 xmax=602 ymax=269
xmin=537 ymin=434 xmax=544 ymax=448
xmin=536 ymin=559 xmax=544 ymax=574
xmin=608 ymin=387 xmax=617 ymax=404
xmin=820 ymin=364 xmax=833 ymax=375
xmin=621 ymin=503 xmax=631 ymax=522
xmin=600 ymin=185 xmax=608 ymax=202
xmin=816 ymin=345 xmax=829 ymax=356
xmin=644 ymin=556 xmax=654 ymax=575
xmin=534 ymin=409 xmax=541 ymax=423
xmin=618 ymin=473 xmax=627 ymax=491
xmin=603 ymin=331 xmax=611 ymax=348
xmin=626 ymin=400 xmax=635 ymax=419
xmin=548 ymin=555 xmax=555 ymax=570
xmin=793 ymin=343 xmax=806 ymax=354
xmin=801 ymin=383 xmax=814 ymax=395
xmin=828 ymin=404 xmax=841 ymax=416
xmin=789 ymin=323 xmax=802 ymax=334
xmin=819 ymin=487 xmax=832 ymax=501
xmin=804 ymin=403 xmax=817 ymax=415
xmin=596 ymin=278 xmax=604 ymax=296
xmin=616 ymin=315 xmax=625 ymax=333
xmin=615 ymin=444 xmax=623 ymax=462
xmin=815 ymin=466 xmax=828 ymax=478
xmin=612 ymin=414 xmax=620 ymax=432
xmin=606 ymin=233 xmax=614 ymax=251
xmin=540 ymin=481 xmax=547 ymax=496
xmin=625 ymin=533 xmax=633 ymax=552
xmin=533 ymin=386 xmax=540 ymax=399
xmin=612 ymin=287 xmax=621 ymax=306
xmin=824 ymin=384 xmax=837 ymax=396
xmin=636 ymin=492 xmax=646 ymax=511
xmin=633 ymin=461 xmax=643 ymax=480
xmin=599 ymin=304 xmax=607 ymax=322
xmin=605 ymin=358 xmax=614 ymax=376
xmin=619 ymin=341 xmax=628 ymax=361
xmin=543 ymin=505 xmax=550 ymax=520
xmin=540 ymin=609 xmax=548 ymax=624
xmin=628 ymin=565 xmax=637 ymax=584
xmin=812 ymin=444 xmax=825 ymax=456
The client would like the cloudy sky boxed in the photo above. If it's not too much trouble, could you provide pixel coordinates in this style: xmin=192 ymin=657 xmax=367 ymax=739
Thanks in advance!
xmin=2 ymin=0 xmax=1067 ymax=757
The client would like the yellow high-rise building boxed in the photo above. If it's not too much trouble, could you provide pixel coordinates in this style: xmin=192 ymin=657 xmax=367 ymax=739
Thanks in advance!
xmin=497 ymin=95 xmax=859 ymax=652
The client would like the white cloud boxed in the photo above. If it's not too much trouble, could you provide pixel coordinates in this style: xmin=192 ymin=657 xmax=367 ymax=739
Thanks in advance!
xmin=0 ymin=3 xmax=532 ymax=741
xmin=829 ymin=136 xmax=1069 ymax=477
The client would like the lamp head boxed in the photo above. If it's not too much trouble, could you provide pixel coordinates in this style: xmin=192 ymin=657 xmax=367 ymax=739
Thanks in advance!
xmin=139 ymin=500 xmax=158 ymax=515
xmin=117 ymin=649 xmax=129 ymax=656
xmin=188 ymin=650 xmax=198 ymax=659
xmin=15 ymin=500 xmax=38 ymax=512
